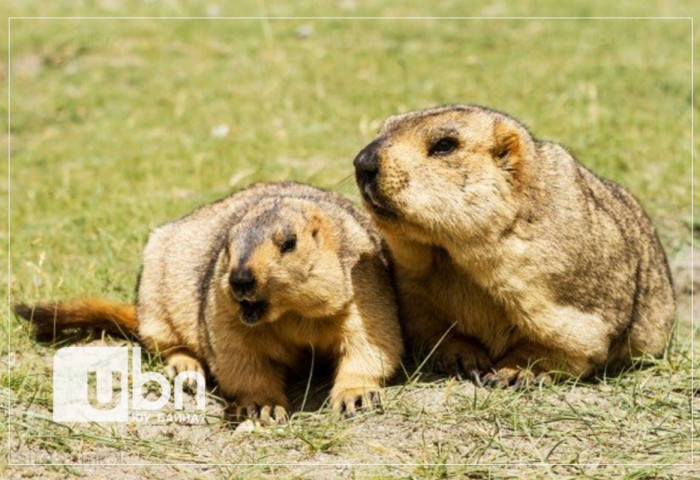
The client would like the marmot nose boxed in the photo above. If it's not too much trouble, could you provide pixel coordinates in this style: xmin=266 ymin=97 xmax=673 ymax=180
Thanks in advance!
xmin=230 ymin=268 xmax=256 ymax=297
xmin=354 ymin=141 xmax=381 ymax=186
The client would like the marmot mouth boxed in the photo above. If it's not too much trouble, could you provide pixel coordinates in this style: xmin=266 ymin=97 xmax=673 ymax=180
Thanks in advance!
xmin=239 ymin=300 xmax=268 ymax=325
xmin=362 ymin=186 xmax=397 ymax=219
xmin=368 ymin=201 xmax=397 ymax=219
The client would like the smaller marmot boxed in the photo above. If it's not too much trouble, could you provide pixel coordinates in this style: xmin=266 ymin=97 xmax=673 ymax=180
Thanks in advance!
xmin=14 ymin=182 xmax=403 ymax=422
xmin=353 ymin=104 xmax=675 ymax=386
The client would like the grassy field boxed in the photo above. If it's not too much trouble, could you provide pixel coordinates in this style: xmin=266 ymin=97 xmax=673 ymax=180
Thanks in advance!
xmin=2 ymin=0 xmax=698 ymax=478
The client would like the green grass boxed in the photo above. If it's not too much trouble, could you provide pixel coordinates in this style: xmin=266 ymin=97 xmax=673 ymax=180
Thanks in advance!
xmin=2 ymin=0 xmax=698 ymax=478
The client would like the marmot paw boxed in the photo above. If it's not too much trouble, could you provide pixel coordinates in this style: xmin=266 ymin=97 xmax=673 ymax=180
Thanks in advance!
xmin=331 ymin=387 xmax=383 ymax=417
xmin=431 ymin=337 xmax=492 ymax=383
xmin=482 ymin=367 xmax=552 ymax=389
xmin=165 ymin=352 xmax=205 ymax=388
xmin=227 ymin=400 xmax=288 ymax=426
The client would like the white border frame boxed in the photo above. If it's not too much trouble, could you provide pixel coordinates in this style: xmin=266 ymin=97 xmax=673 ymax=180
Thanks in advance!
xmin=6 ymin=15 xmax=695 ymax=469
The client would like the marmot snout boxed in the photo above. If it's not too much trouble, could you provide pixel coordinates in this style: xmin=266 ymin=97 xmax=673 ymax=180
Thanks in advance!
xmin=221 ymin=198 xmax=351 ymax=325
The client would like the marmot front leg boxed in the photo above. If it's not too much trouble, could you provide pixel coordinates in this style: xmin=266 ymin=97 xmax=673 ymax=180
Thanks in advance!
xmin=330 ymin=306 xmax=399 ymax=416
xmin=403 ymin=307 xmax=492 ymax=379
xmin=164 ymin=349 xmax=205 ymax=388
xmin=215 ymin=352 xmax=289 ymax=425
xmin=431 ymin=334 xmax=492 ymax=380
xmin=482 ymin=339 xmax=592 ymax=389
xmin=501 ymin=301 xmax=609 ymax=380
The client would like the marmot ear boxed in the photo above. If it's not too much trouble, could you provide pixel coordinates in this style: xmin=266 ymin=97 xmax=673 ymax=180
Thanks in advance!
xmin=308 ymin=212 xmax=324 ymax=242
xmin=491 ymin=119 xmax=528 ymax=178
xmin=307 ymin=211 xmax=338 ymax=249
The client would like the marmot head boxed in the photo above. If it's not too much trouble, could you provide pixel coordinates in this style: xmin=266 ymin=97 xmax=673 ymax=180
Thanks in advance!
xmin=222 ymin=198 xmax=350 ymax=326
xmin=354 ymin=104 xmax=536 ymax=244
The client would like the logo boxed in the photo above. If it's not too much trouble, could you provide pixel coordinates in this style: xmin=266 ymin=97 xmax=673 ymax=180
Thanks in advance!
xmin=53 ymin=346 xmax=205 ymax=423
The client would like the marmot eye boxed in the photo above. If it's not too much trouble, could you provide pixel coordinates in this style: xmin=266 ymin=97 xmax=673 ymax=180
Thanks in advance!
xmin=429 ymin=137 xmax=459 ymax=156
xmin=280 ymin=235 xmax=297 ymax=254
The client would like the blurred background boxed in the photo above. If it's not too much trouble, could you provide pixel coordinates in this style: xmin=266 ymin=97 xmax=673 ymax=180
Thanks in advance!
xmin=2 ymin=1 xmax=694 ymax=304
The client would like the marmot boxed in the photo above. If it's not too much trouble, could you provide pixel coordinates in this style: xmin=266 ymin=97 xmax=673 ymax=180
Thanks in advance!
xmin=353 ymin=104 xmax=675 ymax=386
xmin=14 ymin=182 xmax=403 ymax=421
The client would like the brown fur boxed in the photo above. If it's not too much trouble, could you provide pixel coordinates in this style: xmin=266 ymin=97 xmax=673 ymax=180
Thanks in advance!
xmin=14 ymin=182 xmax=403 ymax=421
xmin=354 ymin=104 xmax=675 ymax=386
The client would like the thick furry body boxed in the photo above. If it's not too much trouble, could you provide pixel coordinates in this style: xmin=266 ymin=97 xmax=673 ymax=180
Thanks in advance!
xmin=354 ymin=104 xmax=675 ymax=385
xmin=15 ymin=182 xmax=402 ymax=420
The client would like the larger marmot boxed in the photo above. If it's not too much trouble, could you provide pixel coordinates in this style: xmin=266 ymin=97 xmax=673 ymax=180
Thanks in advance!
xmin=353 ymin=104 xmax=675 ymax=386
xmin=14 ymin=182 xmax=403 ymax=421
